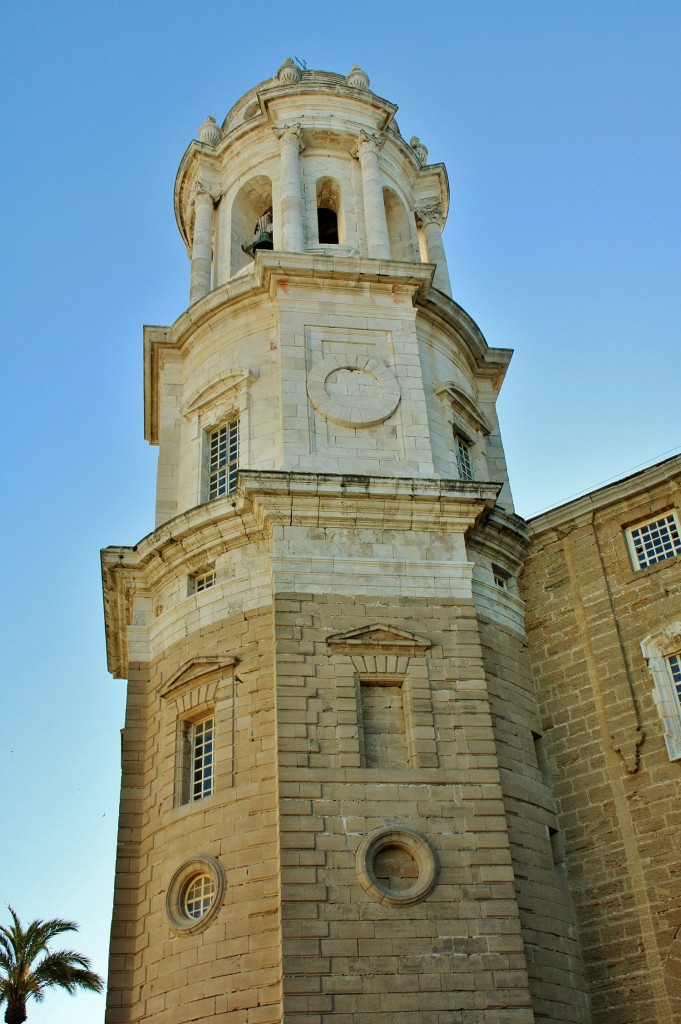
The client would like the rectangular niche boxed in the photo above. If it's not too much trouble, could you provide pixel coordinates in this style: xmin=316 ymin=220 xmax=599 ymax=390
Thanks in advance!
xmin=359 ymin=680 xmax=408 ymax=769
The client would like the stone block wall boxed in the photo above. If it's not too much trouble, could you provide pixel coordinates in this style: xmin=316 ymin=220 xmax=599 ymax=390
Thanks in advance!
xmin=520 ymin=458 xmax=681 ymax=1024
xmin=273 ymin=590 xmax=589 ymax=1023
xmin=105 ymin=606 xmax=282 ymax=1024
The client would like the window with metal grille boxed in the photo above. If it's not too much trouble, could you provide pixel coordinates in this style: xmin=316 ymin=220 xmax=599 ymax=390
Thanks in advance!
xmin=208 ymin=420 xmax=239 ymax=499
xmin=190 ymin=717 xmax=214 ymax=801
xmin=669 ymin=654 xmax=681 ymax=709
xmin=627 ymin=513 xmax=681 ymax=570
xmin=455 ymin=434 xmax=474 ymax=481
xmin=183 ymin=873 xmax=216 ymax=920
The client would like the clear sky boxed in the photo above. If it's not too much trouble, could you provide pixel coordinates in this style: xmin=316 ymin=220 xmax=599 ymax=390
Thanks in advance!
xmin=0 ymin=2 xmax=679 ymax=1021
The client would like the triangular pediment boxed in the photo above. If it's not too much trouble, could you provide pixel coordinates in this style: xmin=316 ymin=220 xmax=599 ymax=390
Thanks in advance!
xmin=160 ymin=655 xmax=237 ymax=698
xmin=326 ymin=624 xmax=431 ymax=655
xmin=183 ymin=369 xmax=257 ymax=416
xmin=434 ymin=381 xmax=492 ymax=436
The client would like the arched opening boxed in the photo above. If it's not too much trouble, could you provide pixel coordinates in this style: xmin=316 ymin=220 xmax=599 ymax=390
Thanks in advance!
xmin=383 ymin=187 xmax=417 ymax=262
xmin=230 ymin=175 xmax=273 ymax=277
xmin=315 ymin=177 xmax=344 ymax=246
xmin=317 ymin=207 xmax=339 ymax=244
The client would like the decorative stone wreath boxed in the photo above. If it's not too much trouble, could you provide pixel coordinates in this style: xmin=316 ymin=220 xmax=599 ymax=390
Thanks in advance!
xmin=306 ymin=354 xmax=400 ymax=427
xmin=166 ymin=855 xmax=226 ymax=934
xmin=355 ymin=825 xmax=439 ymax=907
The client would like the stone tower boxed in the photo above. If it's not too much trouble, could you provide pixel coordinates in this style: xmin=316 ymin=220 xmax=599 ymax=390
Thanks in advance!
xmin=102 ymin=62 xmax=591 ymax=1024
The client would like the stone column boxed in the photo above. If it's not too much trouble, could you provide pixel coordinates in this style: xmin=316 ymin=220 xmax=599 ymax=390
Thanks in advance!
xmin=274 ymin=123 xmax=305 ymax=252
xmin=415 ymin=202 xmax=452 ymax=296
xmin=353 ymin=130 xmax=391 ymax=260
xmin=190 ymin=183 xmax=220 ymax=304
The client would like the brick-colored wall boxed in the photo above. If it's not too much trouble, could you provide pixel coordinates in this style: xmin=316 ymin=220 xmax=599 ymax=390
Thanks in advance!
xmin=274 ymin=591 xmax=589 ymax=1023
xmin=106 ymin=606 xmax=282 ymax=1024
xmin=520 ymin=462 xmax=681 ymax=1024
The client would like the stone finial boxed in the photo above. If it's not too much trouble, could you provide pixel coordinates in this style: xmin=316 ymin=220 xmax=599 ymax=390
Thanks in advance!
xmin=409 ymin=136 xmax=428 ymax=165
xmin=346 ymin=65 xmax=370 ymax=90
xmin=277 ymin=57 xmax=302 ymax=85
xmin=198 ymin=116 xmax=222 ymax=147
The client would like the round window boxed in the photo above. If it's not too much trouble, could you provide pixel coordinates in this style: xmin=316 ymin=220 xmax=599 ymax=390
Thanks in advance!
xmin=166 ymin=856 xmax=225 ymax=934
xmin=356 ymin=825 xmax=439 ymax=907
xmin=183 ymin=873 xmax=216 ymax=920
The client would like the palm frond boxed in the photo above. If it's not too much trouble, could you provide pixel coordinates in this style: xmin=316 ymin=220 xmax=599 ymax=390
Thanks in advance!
xmin=0 ymin=906 xmax=104 ymax=1017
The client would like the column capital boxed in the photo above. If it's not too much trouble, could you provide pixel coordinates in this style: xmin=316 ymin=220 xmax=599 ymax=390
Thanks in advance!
xmin=273 ymin=123 xmax=304 ymax=152
xmin=351 ymin=129 xmax=386 ymax=159
xmin=194 ymin=181 xmax=221 ymax=205
xmin=414 ymin=202 xmax=443 ymax=227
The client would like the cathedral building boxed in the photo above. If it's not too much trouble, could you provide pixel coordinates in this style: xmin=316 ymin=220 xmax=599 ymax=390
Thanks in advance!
xmin=101 ymin=60 xmax=680 ymax=1024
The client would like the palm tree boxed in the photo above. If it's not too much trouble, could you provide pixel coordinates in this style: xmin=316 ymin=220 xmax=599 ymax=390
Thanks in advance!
xmin=0 ymin=907 xmax=103 ymax=1024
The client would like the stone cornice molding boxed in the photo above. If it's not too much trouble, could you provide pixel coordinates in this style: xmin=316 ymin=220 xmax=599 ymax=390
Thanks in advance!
xmin=183 ymin=369 xmax=257 ymax=417
xmin=160 ymin=655 xmax=238 ymax=700
xmin=240 ymin=471 xmax=500 ymax=534
xmin=435 ymin=382 xmax=493 ymax=437
xmin=143 ymin=253 xmax=512 ymax=446
xmin=327 ymin=624 xmax=431 ymax=656
xmin=467 ymin=505 xmax=531 ymax=569
xmin=101 ymin=470 xmax=500 ymax=676
xmin=641 ymin=622 xmax=681 ymax=660
xmin=528 ymin=454 xmax=681 ymax=535
xmin=100 ymin=550 xmax=147 ymax=679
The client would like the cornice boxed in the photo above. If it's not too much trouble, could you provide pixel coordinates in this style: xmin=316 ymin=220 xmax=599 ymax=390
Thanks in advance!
xmin=143 ymin=251 xmax=510 ymax=444
xmin=101 ymin=471 xmax=500 ymax=678
xmin=528 ymin=453 xmax=681 ymax=536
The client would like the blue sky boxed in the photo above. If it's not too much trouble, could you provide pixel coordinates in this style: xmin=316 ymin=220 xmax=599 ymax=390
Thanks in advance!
xmin=1 ymin=2 xmax=679 ymax=1021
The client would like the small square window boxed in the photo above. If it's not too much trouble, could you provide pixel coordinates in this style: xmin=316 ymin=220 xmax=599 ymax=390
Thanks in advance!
xmin=208 ymin=420 xmax=239 ymax=499
xmin=193 ymin=570 xmax=216 ymax=593
xmin=492 ymin=564 xmax=510 ymax=589
xmin=454 ymin=434 xmax=474 ymax=481
xmin=626 ymin=512 xmax=681 ymax=570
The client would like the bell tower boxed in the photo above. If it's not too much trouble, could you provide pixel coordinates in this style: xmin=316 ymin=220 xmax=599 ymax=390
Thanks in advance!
xmin=102 ymin=61 xmax=591 ymax=1024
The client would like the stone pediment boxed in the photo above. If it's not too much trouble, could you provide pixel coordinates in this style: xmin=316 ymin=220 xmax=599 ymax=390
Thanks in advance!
xmin=160 ymin=655 xmax=237 ymax=699
xmin=326 ymin=624 xmax=431 ymax=656
xmin=435 ymin=381 xmax=492 ymax=436
xmin=183 ymin=369 xmax=257 ymax=416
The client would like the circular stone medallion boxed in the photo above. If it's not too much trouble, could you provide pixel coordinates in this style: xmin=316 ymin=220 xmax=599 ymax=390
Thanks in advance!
xmin=307 ymin=354 xmax=400 ymax=427
xmin=356 ymin=825 xmax=439 ymax=907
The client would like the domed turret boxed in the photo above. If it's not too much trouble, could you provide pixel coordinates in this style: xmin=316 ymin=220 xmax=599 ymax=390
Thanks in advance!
xmin=174 ymin=62 xmax=451 ymax=303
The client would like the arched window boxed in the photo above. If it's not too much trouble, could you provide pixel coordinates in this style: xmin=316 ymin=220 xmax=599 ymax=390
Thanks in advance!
xmin=641 ymin=622 xmax=681 ymax=761
xmin=229 ymin=175 xmax=273 ymax=277
xmin=315 ymin=177 xmax=343 ymax=245
xmin=317 ymin=207 xmax=339 ymax=244
xmin=383 ymin=186 xmax=417 ymax=261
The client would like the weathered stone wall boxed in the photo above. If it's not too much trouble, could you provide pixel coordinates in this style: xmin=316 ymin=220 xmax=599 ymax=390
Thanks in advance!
xmin=105 ymin=606 xmax=281 ymax=1024
xmin=520 ymin=459 xmax=681 ymax=1024
xmin=273 ymin=589 xmax=591 ymax=1023
xmin=479 ymin=618 xmax=590 ymax=1023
